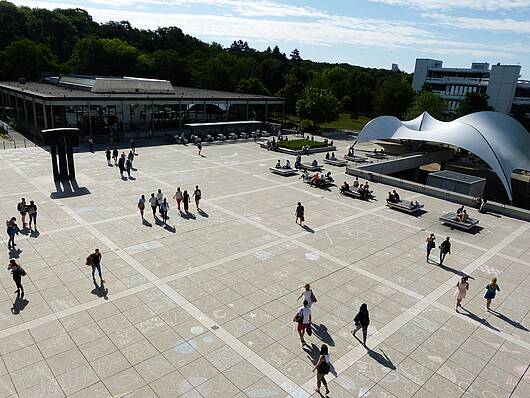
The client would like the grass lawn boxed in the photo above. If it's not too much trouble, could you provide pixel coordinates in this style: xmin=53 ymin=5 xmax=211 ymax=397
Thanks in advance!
xmin=277 ymin=138 xmax=329 ymax=150
xmin=283 ymin=113 xmax=371 ymax=132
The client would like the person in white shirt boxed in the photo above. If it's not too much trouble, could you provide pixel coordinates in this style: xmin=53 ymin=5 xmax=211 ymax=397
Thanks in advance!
xmin=297 ymin=283 xmax=316 ymax=308
xmin=293 ymin=300 xmax=312 ymax=346
xmin=159 ymin=198 xmax=170 ymax=225
xmin=149 ymin=193 xmax=158 ymax=217
xmin=173 ymin=187 xmax=183 ymax=212
xmin=156 ymin=189 xmax=164 ymax=206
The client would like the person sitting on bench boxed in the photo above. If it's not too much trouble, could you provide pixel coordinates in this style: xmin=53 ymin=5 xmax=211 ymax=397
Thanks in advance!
xmin=353 ymin=177 xmax=359 ymax=188
xmin=387 ymin=192 xmax=396 ymax=203
xmin=331 ymin=152 xmax=337 ymax=160
xmin=284 ymin=160 xmax=292 ymax=169
xmin=311 ymin=159 xmax=318 ymax=167
xmin=392 ymin=190 xmax=400 ymax=202
xmin=275 ymin=160 xmax=281 ymax=168
xmin=455 ymin=205 xmax=464 ymax=220
xmin=409 ymin=200 xmax=420 ymax=208
xmin=325 ymin=172 xmax=334 ymax=182
xmin=299 ymin=170 xmax=309 ymax=181
xmin=460 ymin=209 xmax=469 ymax=222
xmin=311 ymin=173 xmax=320 ymax=187
xmin=340 ymin=181 xmax=350 ymax=193
xmin=373 ymin=148 xmax=378 ymax=153
xmin=295 ymin=155 xmax=302 ymax=169
xmin=325 ymin=152 xmax=330 ymax=160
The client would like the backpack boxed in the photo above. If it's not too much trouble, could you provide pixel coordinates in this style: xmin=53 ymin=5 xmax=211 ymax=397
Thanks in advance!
xmin=85 ymin=255 xmax=92 ymax=266
xmin=310 ymin=290 xmax=317 ymax=303
xmin=294 ymin=310 xmax=303 ymax=323
xmin=317 ymin=360 xmax=330 ymax=375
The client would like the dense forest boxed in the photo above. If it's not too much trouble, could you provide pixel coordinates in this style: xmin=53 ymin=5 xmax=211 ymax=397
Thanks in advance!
xmin=0 ymin=1 xmax=502 ymax=129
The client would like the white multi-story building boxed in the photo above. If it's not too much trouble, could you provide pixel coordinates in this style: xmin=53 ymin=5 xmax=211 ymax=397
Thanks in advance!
xmin=412 ymin=58 xmax=530 ymax=115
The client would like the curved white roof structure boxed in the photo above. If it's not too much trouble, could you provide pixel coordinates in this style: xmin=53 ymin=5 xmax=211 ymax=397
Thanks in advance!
xmin=357 ymin=111 xmax=530 ymax=201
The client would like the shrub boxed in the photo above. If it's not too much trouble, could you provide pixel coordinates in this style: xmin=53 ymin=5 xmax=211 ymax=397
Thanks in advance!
xmin=277 ymin=138 xmax=329 ymax=150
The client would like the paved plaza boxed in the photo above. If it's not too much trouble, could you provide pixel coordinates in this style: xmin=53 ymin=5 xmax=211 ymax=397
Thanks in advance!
xmin=0 ymin=138 xmax=529 ymax=398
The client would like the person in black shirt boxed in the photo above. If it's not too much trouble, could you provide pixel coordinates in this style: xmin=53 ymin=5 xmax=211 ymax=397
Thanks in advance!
xmin=87 ymin=249 xmax=104 ymax=284
xmin=8 ymin=259 xmax=25 ymax=295
xmin=351 ymin=303 xmax=370 ymax=346
xmin=439 ymin=237 xmax=451 ymax=265
xmin=27 ymin=201 xmax=37 ymax=229
xmin=295 ymin=202 xmax=305 ymax=226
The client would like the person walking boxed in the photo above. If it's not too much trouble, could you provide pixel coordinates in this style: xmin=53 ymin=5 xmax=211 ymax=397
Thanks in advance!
xmin=197 ymin=141 xmax=202 ymax=156
xmin=312 ymin=344 xmax=331 ymax=395
xmin=130 ymin=137 xmax=136 ymax=155
xmin=17 ymin=198 xmax=28 ymax=228
xmin=351 ymin=303 xmax=370 ymax=346
xmin=86 ymin=248 xmax=104 ymax=284
xmin=118 ymin=155 xmax=125 ymax=178
xmin=105 ymin=147 xmax=111 ymax=166
xmin=112 ymin=147 xmax=119 ymax=165
xmin=6 ymin=217 xmax=19 ymax=249
xmin=138 ymin=195 xmax=146 ymax=220
xmin=173 ymin=187 xmax=183 ymax=212
xmin=160 ymin=198 xmax=170 ymax=225
xmin=293 ymin=300 xmax=311 ymax=346
xmin=156 ymin=189 xmax=164 ymax=208
xmin=297 ymin=283 xmax=317 ymax=308
xmin=27 ymin=201 xmax=37 ymax=229
xmin=183 ymin=190 xmax=190 ymax=213
xmin=125 ymin=157 xmax=132 ymax=178
xmin=88 ymin=136 xmax=94 ymax=153
xmin=426 ymin=233 xmax=436 ymax=262
xmin=454 ymin=276 xmax=469 ymax=312
xmin=439 ymin=237 xmax=451 ymax=265
xmin=8 ymin=259 xmax=25 ymax=295
xmin=484 ymin=278 xmax=500 ymax=311
xmin=295 ymin=202 xmax=305 ymax=227
xmin=193 ymin=185 xmax=202 ymax=211
xmin=149 ymin=193 xmax=158 ymax=218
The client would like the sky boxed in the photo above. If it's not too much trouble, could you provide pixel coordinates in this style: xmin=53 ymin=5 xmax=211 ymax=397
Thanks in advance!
xmin=11 ymin=0 xmax=530 ymax=78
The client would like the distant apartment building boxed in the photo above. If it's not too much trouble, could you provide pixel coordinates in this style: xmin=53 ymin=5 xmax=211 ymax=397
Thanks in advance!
xmin=412 ymin=58 xmax=530 ymax=115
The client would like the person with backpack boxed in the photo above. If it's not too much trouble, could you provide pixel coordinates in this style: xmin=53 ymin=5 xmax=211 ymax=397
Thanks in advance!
xmin=8 ymin=259 xmax=26 ymax=295
xmin=105 ymin=147 xmax=111 ymax=166
xmin=312 ymin=344 xmax=331 ymax=395
xmin=159 ymin=198 xmax=170 ymax=225
xmin=6 ymin=217 xmax=19 ymax=249
xmin=297 ymin=283 xmax=317 ymax=308
xmin=125 ymin=157 xmax=132 ymax=179
xmin=112 ymin=147 xmax=119 ymax=165
xmin=86 ymin=249 xmax=104 ymax=285
xmin=293 ymin=300 xmax=311 ymax=346
xmin=439 ymin=236 xmax=451 ymax=265
xmin=17 ymin=198 xmax=28 ymax=228
xmin=425 ymin=233 xmax=436 ymax=262
xmin=27 ymin=201 xmax=37 ymax=229
xmin=352 ymin=303 xmax=370 ymax=346
xmin=138 ymin=195 xmax=146 ymax=220
xmin=193 ymin=185 xmax=202 ymax=211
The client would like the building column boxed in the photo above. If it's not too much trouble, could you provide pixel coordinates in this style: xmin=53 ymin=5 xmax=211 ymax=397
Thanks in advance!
xmin=265 ymin=101 xmax=268 ymax=123
xmin=23 ymin=95 xmax=28 ymax=122
xmin=32 ymin=98 xmax=38 ymax=132
xmin=14 ymin=94 xmax=20 ymax=119
xmin=246 ymin=100 xmax=249 ymax=120
xmin=87 ymin=101 xmax=92 ymax=136
xmin=179 ymin=100 xmax=182 ymax=134
xmin=42 ymin=103 xmax=48 ymax=129
xmin=50 ymin=105 xmax=54 ymax=128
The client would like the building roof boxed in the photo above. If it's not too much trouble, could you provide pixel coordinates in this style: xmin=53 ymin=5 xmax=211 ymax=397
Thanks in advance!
xmin=357 ymin=111 xmax=530 ymax=201
xmin=429 ymin=170 xmax=486 ymax=185
xmin=0 ymin=80 xmax=281 ymax=102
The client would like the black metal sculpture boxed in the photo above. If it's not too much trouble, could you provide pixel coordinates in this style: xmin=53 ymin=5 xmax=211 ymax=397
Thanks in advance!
xmin=42 ymin=128 xmax=80 ymax=181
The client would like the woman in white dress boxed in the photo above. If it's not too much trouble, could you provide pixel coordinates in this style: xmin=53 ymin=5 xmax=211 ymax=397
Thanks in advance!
xmin=454 ymin=275 xmax=469 ymax=312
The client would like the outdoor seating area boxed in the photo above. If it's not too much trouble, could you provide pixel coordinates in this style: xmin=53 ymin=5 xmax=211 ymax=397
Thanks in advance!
xmin=386 ymin=199 xmax=424 ymax=214
xmin=344 ymin=154 xmax=369 ymax=163
xmin=440 ymin=212 xmax=480 ymax=230
xmin=324 ymin=158 xmax=348 ymax=167
xmin=300 ymin=163 xmax=323 ymax=171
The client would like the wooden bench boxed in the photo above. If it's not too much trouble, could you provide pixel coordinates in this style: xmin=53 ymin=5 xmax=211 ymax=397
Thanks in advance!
xmin=344 ymin=155 xmax=369 ymax=163
xmin=342 ymin=189 xmax=374 ymax=200
xmin=386 ymin=200 xmax=424 ymax=214
xmin=300 ymin=163 xmax=323 ymax=172
xmin=440 ymin=212 xmax=479 ymax=230
xmin=324 ymin=158 xmax=348 ymax=167
xmin=269 ymin=167 xmax=297 ymax=176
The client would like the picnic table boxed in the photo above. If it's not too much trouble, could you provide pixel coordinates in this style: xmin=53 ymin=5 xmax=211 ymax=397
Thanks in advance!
xmin=386 ymin=200 xmax=424 ymax=214
xmin=440 ymin=212 xmax=479 ymax=230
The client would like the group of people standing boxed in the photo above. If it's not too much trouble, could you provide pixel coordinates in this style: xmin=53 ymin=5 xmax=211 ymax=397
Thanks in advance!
xmin=6 ymin=198 xmax=38 ymax=249
xmin=137 ymin=186 xmax=202 ymax=225
xmin=106 ymin=147 xmax=136 ymax=179
xmin=293 ymin=283 xmax=370 ymax=394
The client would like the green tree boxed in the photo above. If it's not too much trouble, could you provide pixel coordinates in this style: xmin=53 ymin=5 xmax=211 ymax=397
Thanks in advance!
xmin=70 ymin=37 xmax=138 ymax=76
xmin=406 ymin=90 xmax=447 ymax=120
xmin=236 ymin=78 xmax=270 ymax=95
xmin=0 ymin=39 xmax=60 ymax=80
xmin=296 ymin=87 xmax=340 ymax=131
xmin=457 ymin=92 xmax=493 ymax=117
xmin=0 ymin=1 xmax=27 ymax=50
xmin=276 ymin=73 xmax=304 ymax=114
xmin=373 ymin=76 xmax=414 ymax=118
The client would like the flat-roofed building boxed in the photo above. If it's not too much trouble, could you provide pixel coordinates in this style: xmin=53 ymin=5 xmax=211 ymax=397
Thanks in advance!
xmin=0 ymin=75 xmax=284 ymax=141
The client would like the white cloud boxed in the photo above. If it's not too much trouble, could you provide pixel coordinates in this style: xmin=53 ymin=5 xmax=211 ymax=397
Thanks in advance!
xmin=369 ymin=0 xmax=530 ymax=11
xmin=424 ymin=13 xmax=530 ymax=34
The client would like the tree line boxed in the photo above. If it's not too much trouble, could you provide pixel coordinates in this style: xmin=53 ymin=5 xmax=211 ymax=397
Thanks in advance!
xmin=0 ymin=1 xmax=497 ymax=130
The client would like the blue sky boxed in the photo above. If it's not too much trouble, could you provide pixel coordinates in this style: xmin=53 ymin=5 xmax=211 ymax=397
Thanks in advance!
xmin=14 ymin=0 xmax=530 ymax=78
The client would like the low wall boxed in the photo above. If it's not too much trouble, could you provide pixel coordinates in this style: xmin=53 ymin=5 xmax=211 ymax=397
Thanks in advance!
xmin=357 ymin=150 xmax=454 ymax=174
xmin=275 ymin=146 xmax=336 ymax=156
xmin=346 ymin=167 xmax=530 ymax=222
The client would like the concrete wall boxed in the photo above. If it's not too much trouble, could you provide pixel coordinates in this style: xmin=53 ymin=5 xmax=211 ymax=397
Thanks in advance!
xmin=486 ymin=65 xmax=521 ymax=113
xmin=357 ymin=150 xmax=454 ymax=174
xmin=346 ymin=167 xmax=530 ymax=222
